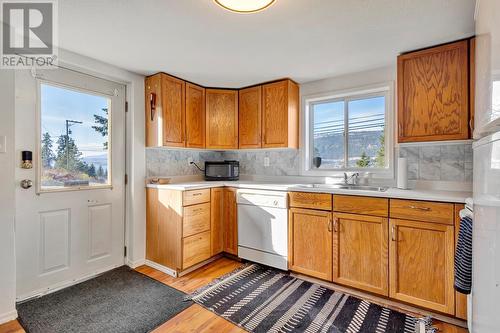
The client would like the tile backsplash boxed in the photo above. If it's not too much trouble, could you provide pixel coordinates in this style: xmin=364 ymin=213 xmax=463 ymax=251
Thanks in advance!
xmin=146 ymin=148 xmax=223 ymax=177
xmin=146 ymin=143 xmax=472 ymax=183
xmin=398 ymin=143 xmax=472 ymax=182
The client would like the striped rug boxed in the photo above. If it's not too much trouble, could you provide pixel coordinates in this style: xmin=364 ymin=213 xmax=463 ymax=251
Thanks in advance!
xmin=188 ymin=264 xmax=433 ymax=333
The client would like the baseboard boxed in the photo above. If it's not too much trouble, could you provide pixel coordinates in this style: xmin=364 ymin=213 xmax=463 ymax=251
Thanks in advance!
xmin=126 ymin=258 xmax=146 ymax=268
xmin=0 ymin=309 xmax=18 ymax=325
xmin=144 ymin=260 xmax=178 ymax=277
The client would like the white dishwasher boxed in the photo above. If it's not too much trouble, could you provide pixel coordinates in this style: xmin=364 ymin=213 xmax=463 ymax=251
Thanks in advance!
xmin=237 ymin=189 xmax=288 ymax=270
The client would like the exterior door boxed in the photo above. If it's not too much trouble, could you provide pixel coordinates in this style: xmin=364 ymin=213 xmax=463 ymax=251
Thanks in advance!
xmin=15 ymin=68 xmax=126 ymax=301
xmin=332 ymin=213 xmax=389 ymax=296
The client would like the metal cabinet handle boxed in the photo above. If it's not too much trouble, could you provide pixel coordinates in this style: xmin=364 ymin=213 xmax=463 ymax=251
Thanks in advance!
xmin=407 ymin=205 xmax=431 ymax=211
xmin=328 ymin=219 xmax=333 ymax=232
xmin=391 ymin=225 xmax=397 ymax=241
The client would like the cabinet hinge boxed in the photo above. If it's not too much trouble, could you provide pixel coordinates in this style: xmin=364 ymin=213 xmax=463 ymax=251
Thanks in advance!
xmin=125 ymin=101 xmax=129 ymax=113
xmin=124 ymin=246 xmax=127 ymax=257
xmin=125 ymin=174 xmax=128 ymax=185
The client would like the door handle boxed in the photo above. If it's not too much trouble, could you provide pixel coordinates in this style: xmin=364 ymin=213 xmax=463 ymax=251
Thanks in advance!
xmin=391 ymin=225 xmax=397 ymax=241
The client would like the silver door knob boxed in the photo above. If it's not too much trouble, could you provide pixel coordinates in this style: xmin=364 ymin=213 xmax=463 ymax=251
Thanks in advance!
xmin=20 ymin=179 xmax=33 ymax=189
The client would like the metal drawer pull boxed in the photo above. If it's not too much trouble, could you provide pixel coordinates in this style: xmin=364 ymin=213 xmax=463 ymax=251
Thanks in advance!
xmin=391 ymin=225 xmax=397 ymax=241
xmin=192 ymin=193 xmax=202 ymax=196
xmin=407 ymin=205 xmax=431 ymax=211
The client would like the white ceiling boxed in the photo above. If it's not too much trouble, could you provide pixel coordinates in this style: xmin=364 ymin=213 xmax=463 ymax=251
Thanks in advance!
xmin=58 ymin=0 xmax=475 ymax=87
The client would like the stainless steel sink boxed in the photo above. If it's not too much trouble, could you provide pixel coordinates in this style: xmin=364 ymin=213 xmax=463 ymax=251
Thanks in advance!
xmin=294 ymin=184 xmax=388 ymax=192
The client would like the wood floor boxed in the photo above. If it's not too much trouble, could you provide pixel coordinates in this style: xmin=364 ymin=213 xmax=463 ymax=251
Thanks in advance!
xmin=0 ymin=257 xmax=467 ymax=333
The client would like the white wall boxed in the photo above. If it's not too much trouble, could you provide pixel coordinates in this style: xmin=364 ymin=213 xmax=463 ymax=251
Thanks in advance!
xmin=300 ymin=65 xmax=396 ymax=97
xmin=0 ymin=70 xmax=18 ymax=323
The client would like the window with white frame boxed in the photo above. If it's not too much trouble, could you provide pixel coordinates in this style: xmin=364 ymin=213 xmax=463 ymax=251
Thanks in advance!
xmin=304 ymin=85 xmax=393 ymax=175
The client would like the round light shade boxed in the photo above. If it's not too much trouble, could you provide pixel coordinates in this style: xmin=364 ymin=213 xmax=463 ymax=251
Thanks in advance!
xmin=214 ymin=0 xmax=276 ymax=13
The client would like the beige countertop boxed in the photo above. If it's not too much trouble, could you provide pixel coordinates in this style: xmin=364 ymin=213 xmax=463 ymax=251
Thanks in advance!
xmin=146 ymin=181 xmax=471 ymax=203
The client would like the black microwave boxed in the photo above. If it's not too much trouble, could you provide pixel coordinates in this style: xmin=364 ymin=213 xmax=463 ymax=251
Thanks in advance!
xmin=205 ymin=161 xmax=239 ymax=181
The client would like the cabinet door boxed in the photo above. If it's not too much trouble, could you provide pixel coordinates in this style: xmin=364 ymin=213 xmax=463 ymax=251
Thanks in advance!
xmin=332 ymin=213 xmax=389 ymax=296
xmin=186 ymin=83 xmax=205 ymax=148
xmin=145 ymin=74 xmax=163 ymax=147
xmin=397 ymin=40 xmax=469 ymax=142
xmin=239 ymin=86 xmax=262 ymax=148
xmin=289 ymin=208 xmax=332 ymax=281
xmin=223 ymin=188 xmax=238 ymax=255
xmin=389 ymin=219 xmax=455 ymax=314
xmin=162 ymin=74 xmax=186 ymax=147
xmin=262 ymin=80 xmax=299 ymax=148
xmin=210 ymin=188 xmax=224 ymax=256
xmin=146 ymin=188 xmax=159 ymax=262
xmin=206 ymin=89 xmax=238 ymax=149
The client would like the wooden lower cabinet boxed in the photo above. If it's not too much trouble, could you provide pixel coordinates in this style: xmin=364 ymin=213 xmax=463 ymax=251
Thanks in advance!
xmin=182 ymin=231 xmax=211 ymax=269
xmin=223 ymin=188 xmax=238 ymax=255
xmin=332 ymin=212 xmax=389 ymax=296
xmin=389 ymin=218 xmax=455 ymax=314
xmin=289 ymin=208 xmax=333 ymax=281
xmin=210 ymin=188 xmax=224 ymax=256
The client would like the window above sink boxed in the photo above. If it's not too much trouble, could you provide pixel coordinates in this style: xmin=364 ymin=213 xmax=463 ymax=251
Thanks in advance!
xmin=302 ymin=83 xmax=395 ymax=179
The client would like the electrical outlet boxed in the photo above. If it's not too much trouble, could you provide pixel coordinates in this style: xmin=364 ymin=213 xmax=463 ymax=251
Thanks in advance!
xmin=0 ymin=136 xmax=6 ymax=153
xmin=264 ymin=156 xmax=270 ymax=167
xmin=187 ymin=157 xmax=193 ymax=166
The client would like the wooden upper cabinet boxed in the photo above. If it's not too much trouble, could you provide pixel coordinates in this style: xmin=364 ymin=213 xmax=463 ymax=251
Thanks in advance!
xmin=262 ymin=80 xmax=299 ymax=148
xmin=239 ymin=86 xmax=262 ymax=148
xmin=289 ymin=208 xmax=332 ymax=281
xmin=162 ymin=74 xmax=186 ymax=147
xmin=206 ymin=89 xmax=238 ymax=149
xmin=185 ymin=83 xmax=205 ymax=148
xmin=145 ymin=74 xmax=163 ymax=147
xmin=332 ymin=213 xmax=389 ymax=296
xmin=389 ymin=218 xmax=455 ymax=314
xmin=397 ymin=40 xmax=470 ymax=142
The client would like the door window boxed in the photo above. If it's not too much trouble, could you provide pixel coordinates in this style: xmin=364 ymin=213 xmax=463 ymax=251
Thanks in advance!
xmin=39 ymin=83 xmax=112 ymax=191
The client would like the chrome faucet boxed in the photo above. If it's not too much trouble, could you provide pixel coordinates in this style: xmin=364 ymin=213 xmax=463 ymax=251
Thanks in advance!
xmin=344 ymin=172 xmax=359 ymax=185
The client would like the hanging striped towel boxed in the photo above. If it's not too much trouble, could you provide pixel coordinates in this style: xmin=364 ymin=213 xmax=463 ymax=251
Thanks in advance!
xmin=454 ymin=215 xmax=473 ymax=294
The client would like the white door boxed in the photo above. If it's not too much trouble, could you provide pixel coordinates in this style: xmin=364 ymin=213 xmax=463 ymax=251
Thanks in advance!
xmin=15 ymin=68 xmax=126 ymax=301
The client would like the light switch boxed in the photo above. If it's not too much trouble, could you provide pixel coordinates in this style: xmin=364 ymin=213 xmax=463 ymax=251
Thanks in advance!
xmin=0 ymin=136 xmax=6 ymax=153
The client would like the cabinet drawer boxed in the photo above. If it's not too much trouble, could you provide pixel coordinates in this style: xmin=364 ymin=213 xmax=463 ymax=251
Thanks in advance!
xmin=182 ymin=231 xmax=211 ymax=269
xmin=333 ymin=195 xmax=388 ymax=217
xmin=390 ymin=199 xmax=454 ymax=225
xmin=183 ymin=203 xmax=210 ymax=237
xmin=289 ymin=192 xmax=332 ymax=211
xmin=183 ymin=189 xmax=210 ymax=206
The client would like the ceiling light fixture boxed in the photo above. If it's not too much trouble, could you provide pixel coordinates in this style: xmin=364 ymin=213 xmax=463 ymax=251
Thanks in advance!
xmin=214 ymin=0 xmax=276 ymax=13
